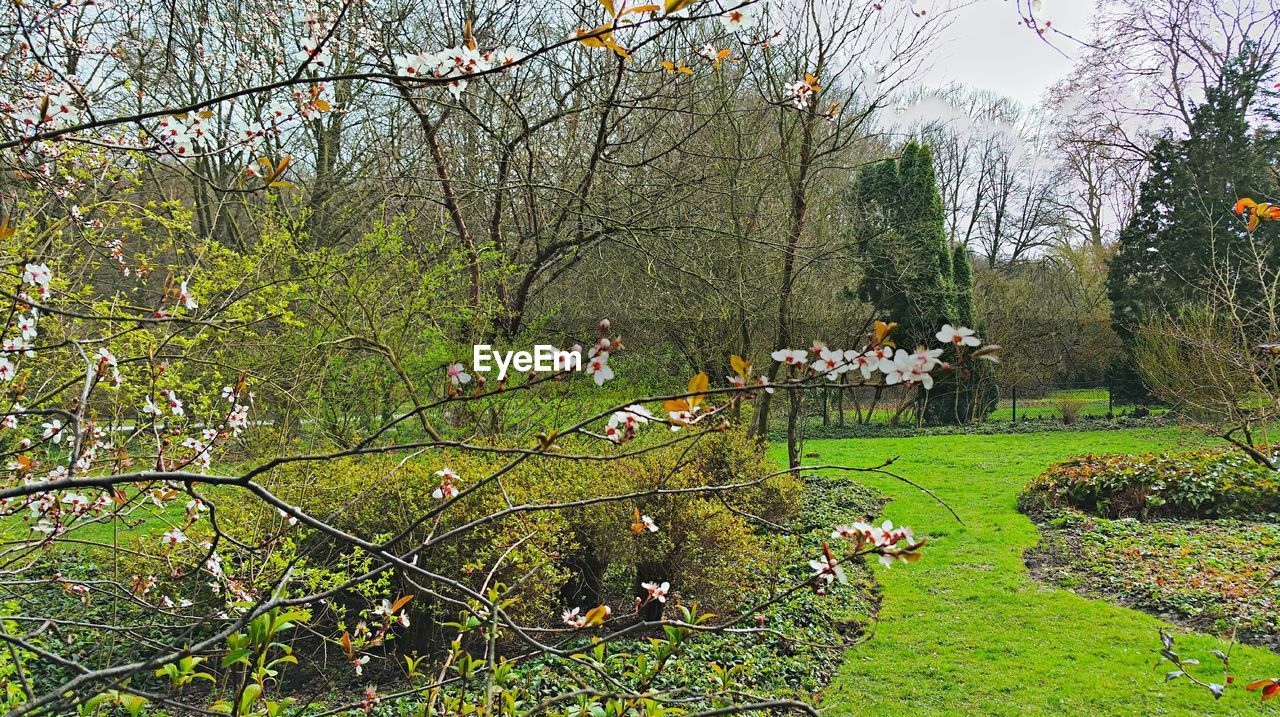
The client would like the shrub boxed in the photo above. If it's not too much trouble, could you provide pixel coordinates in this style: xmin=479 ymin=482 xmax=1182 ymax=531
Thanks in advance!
xmin=205 ymin=426 xmax=800 ymax=652
xmin=1021 ymin=445 xmax=1280 ymax=520
xmin=1055 ymin=397 xmax=1085 ymax=424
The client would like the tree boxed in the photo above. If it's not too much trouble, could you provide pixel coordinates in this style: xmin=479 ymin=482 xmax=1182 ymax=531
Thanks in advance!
xmin=1107 ymin=56 xmax=1280 ymax=398
xmin=855 ymin=141 xmax=954 ymax=348
xmin=851 ymin=141 xmax=992 ymax=424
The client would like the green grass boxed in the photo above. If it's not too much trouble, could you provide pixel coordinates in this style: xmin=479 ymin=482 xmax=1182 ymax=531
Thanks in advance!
xmin=784 ymin=428 xmax=1280 ymax=716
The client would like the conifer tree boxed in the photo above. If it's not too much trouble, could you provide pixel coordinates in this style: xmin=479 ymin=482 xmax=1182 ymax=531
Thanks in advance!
xmin=1107 ymin=55 xmax=1280 ymax=398
xmin=852 ymin=142 xmax=990 ymax=423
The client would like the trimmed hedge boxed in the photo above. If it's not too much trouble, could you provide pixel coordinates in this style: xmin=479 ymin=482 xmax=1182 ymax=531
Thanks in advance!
xmin=1020 ymin=445 xmax=1280 ymax=520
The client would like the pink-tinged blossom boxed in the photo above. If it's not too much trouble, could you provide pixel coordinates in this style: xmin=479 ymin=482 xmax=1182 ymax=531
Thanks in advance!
xmin=447 ymin=362 xmax=471 ymax=386
xmin=15 ymin=314 xmax=37 ymax=341
xmin=641 ymin=580 xmax=670 ymax=603
xmin=585 ymin=352 xmax=614 ymax=386
xmin=881 ymin=348 xmax=943 ymax=389
xmin=811 ymin=347 xmax=845 ymax=379
xmin=720 ymin=6 xmax=758 ymax=32
xmin=843 ymin=349 xmax=878 ymax=380
xmin=4 ymin=338 xmax=35 ymax=358
xmin=41 ymin=419 xmax=63 ymax=444
xmin=606 ymin=404 xmax=653 ymax=443
xmin=161 ymin=528 xmax=187 ymax=546
xmin=177 ymin=279 xmax=197 ymax=310
xmin=22 ymin=263 xmax=52 ymax=292
xmin=640 ymin=515 xmax=658 ymax=533
xmin=432 ymin=468 xmax=460 ymax=500
xmin=294 ymin=38 xmax=333 ymax=68
xmin=936 ymin=324 xmax=981 ymax=347
xmin=809 ymin=554 xmax=847 ymax=585
xmin=784 ymin=80 xmax=813 ymax=110
xmin=770 ymin=348 xmax=807 ymax=366
xmin=15 ymin=94 xmax=79 ymax=129
xmin=351 ymin=654 xmax=370 ymax=675
xmin=0 ymin=358 xmax=15 ymax=382
xmin=562 ymin=607 xmax=586 ymax=628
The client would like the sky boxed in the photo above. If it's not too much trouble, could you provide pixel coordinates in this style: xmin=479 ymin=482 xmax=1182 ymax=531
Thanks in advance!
xmin=928 ymin=0 xmax=1100 ymax=108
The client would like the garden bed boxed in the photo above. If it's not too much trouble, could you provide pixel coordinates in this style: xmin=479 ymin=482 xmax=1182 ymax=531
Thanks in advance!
xmin=1024 ymin=510 xmax=1280 ymax=650
xmin=1020 ymin=444 xmax=1280 ymax=520
xmin=1020 ymin=444 xmax=1280 ymax=651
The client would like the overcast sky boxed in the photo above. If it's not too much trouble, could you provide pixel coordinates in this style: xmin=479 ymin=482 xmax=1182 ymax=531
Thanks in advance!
xmin=927 ymin=0 xmax=1099 ymax=108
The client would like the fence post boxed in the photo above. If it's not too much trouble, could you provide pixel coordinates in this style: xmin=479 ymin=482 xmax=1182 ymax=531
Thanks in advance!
xmin=1108 ymin=385 xmax=1113 ymax=416
xmin=822 ymin=387 xmax=829 ymax=426
xmin=1011 ymin=386 xmax=1018 ymax=423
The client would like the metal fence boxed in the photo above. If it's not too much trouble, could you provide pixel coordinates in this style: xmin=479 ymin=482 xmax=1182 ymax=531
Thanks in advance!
xmin=779 ymin=380 xmax=1157 ymax=431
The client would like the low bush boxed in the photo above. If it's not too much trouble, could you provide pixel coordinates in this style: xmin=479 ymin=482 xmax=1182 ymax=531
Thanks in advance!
xmin=1020 ymin=445 xmax=1280 ymax=520
xmin=199 ymin=425 xmax=801 ymax=654
xmin=1055 ymin=397 xmax=1085 ymax=424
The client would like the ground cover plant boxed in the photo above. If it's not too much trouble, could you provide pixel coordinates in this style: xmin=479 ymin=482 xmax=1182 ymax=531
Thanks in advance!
xmin=1026 ymin=513 xmax=1280 ymax=649
xmin=1021 ymin=445 xmax=1280 ymax=519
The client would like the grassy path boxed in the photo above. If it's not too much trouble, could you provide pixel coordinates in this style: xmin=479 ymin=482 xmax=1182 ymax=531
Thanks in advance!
xmin=794 ymin=428 xmax=1280 ymax=716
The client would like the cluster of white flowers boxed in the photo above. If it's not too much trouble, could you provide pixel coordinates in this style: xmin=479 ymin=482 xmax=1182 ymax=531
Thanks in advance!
xmin=831 ymin=519 xmax=922 ymax=568
xmin=11 ymin=92 xmax=80 ymax=132
xmin=582 ymin=320 xmax=619 ymax=386
xmin=155 ymin=114 xmax=211 ymax=156
xmin=641 ymin=580 xmax=670 ymax=604
xmin=604 ymin=404 xmax=654 ymax=443
xmin=783 ymin=79 xmax=814 ymax=109
xmin=395 ymin=45 xmax=524 ymax=99
xmin=771 ymin=324 xmax=995 ymax=390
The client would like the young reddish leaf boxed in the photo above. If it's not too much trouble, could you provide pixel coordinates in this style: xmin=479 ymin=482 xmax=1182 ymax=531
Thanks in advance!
xmin=583 ymin=605 xmax=611 ymax=625
xmin=663 ymin=398 xmax=691 ymax=413
xmin=629 ymin=507 xmax=645 ymax=534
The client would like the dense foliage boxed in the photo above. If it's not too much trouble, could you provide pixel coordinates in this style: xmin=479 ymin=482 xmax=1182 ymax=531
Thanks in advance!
xmin=1021 ymin=446 xmax=1280 ymax=520
xmin=851 ymin=142 xmax=993 ymax=424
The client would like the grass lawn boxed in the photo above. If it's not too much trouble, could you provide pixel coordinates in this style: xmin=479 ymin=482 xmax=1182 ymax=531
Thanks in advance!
xmin=786 ymin=428 xmax=1280 ymax=716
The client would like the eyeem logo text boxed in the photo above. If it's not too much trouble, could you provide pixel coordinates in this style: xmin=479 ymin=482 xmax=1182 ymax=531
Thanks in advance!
xmin=473 ymin=345 xmax=582 ymax=381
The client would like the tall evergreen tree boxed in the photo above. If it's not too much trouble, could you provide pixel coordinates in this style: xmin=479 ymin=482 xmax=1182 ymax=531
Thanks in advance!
xmin=852 ymin=141 xmax=990 ymax=423
xmin=855 ymin=141 xmax=956 ymax=348
xmin=1107 ymin=55 xmax=1280 ymax=398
